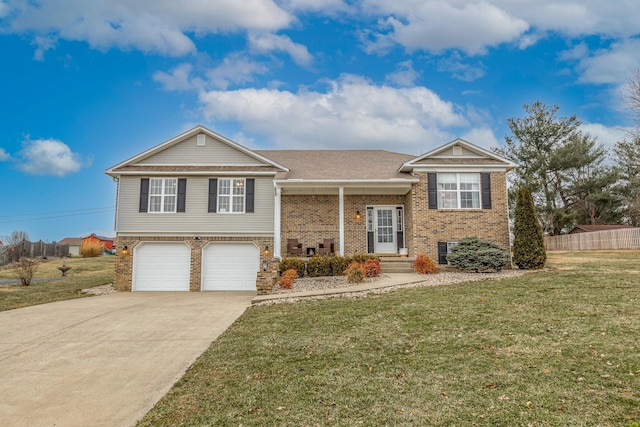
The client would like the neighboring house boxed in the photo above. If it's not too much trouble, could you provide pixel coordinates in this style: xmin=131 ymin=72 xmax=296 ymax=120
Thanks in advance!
xmin=57 ymin=237 xmax=83 ymax=256
xmin=105 ymin=126 xmax=516 ymax=293
xmin=82 ymin=234 xmax=115 ymax=253
xmin=568 ymin=224 xmax=635 ymax=234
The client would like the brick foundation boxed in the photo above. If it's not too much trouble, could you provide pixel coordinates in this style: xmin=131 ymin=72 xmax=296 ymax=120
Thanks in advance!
xmin=114 ymin=236 xmax=275 ymax=292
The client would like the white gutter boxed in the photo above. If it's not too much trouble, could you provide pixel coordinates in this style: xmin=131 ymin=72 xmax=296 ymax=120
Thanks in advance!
xmin=274 ymin=185 xmax=282 ymax=259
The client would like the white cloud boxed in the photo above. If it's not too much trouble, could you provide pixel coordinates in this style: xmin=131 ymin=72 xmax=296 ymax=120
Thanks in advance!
xmin=249 ymin=33 xmax=313 ymax=67
xmin=385 ymin=60 xmax=419 ymax=87
xmin=575 ymin=39 xmax=640 ymax=85
xmin=363 ymin=1 xmax=529 ymax=55
xmin=461 ymin=127 xmax=501 ymax=151
xmin=3 ymin=0 xmax=292 ymax=57
xmin=360 ymin=1 xmax=640 ymax=55
xmin=16 ymin=139 xmax=91 ymax=177
xmin=207 ymin=54 xmax=270 ymax=90
xmin=0 ymin=148 xmax=10 ymax=161
xmin=280 ymin=0 xmax=351 ymax=13
xmin=437 ymin=54 xmax=486 ymax=82
xmin=198 ymin=75 xmax=474 ymax=153
xmin=31 ymin=36 xmax=57 ymax=61
xmin=580 ymin=123 xmax=630 ymax=153
xmin=153 ymin=63 xmax=199 ymax=91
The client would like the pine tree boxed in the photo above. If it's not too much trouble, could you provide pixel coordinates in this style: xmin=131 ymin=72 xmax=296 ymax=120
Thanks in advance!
xmin=513 ymin=186 xmax=547 ymax=269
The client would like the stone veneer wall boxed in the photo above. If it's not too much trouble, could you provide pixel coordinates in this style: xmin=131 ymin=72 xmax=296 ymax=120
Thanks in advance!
xmin=408 ymin=172 xmax=510 ymax=260
xmin=114 ymin=236 xmax=275 ymax=293
xmin=280 ymin=194 xmax=407 ymax=256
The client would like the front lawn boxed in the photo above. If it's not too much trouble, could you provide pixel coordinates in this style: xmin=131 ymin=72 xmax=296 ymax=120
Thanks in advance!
xmin=0 ymin=256 xmax=114 ymax=311
xmin=139 ymin=250 xmax=640 ymax=426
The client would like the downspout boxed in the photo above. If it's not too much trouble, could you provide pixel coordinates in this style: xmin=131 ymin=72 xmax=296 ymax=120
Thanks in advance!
xmin=274 ymin=184 xmax=282 ymax=259
xmin=339 ymin=186 xmax=345 ymax=256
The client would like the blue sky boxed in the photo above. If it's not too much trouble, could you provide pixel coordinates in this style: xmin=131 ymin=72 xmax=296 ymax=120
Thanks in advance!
xmin=1 ymin=0 xmax=639 ymax=242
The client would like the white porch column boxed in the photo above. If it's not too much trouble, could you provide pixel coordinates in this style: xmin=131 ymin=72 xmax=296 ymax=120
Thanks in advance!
xmin=274 ymin=185 xmax=282 ymax=259
xmin=339 ymin=186 xmax=345 ymax=256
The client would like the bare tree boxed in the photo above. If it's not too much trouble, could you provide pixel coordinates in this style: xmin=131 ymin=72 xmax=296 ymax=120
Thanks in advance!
xmin=626 ymin=69 xmax=640 ymax=136
xmin=2 ymin=230 xmax=30 ymax=246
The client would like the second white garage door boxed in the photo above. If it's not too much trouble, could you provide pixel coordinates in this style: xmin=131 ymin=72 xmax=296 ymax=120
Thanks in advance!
xmin=133 ymin=242 xmax=191 ymax=291
xmin=202 ymin=243 xmax=260 ymax=291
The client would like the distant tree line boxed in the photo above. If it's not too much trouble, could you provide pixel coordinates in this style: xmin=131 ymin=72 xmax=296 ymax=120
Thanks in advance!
xmin=494 ymin=70 xmax=640 ymax=235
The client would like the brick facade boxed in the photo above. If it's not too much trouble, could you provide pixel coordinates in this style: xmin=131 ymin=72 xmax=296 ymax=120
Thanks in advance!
xmin=408 ymin=172 xmax=510 ymax=260
xmin=114 ymin=236 xmax=275 ymax=293
xmin=280 ymin=194 xmax=406 ymax=256
xmin=279 ymin=172 xmax=510 ymax=261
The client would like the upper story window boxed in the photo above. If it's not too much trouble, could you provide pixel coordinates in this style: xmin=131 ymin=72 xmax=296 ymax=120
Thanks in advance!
xmin=437 ymin=173 xmax=480 ymax=209
xmin=149 ymin=178 xmax=177 ymax=213
xmin=218 ymin=178 xmax=245 ymax=213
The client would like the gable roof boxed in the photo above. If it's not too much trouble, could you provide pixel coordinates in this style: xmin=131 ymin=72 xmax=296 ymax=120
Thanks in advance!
xmin=58 ymin=237 xmax=83 ymax=246
xmin=568 ymin=224 xmax=636 ymax=234
xmin=254 ymin=150 xmax=415 ymax=181
xmin=84 ymin=234 xmax=114 ymax=242
xmin=399 ymin=138 xmax=517 ymax=172
xmin=105 ymin=126 xmax=289 ymax=176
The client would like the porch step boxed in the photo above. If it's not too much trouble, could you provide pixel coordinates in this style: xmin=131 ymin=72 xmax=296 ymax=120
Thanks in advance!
xmin=379 ymin=257 xmax=415 ymax=274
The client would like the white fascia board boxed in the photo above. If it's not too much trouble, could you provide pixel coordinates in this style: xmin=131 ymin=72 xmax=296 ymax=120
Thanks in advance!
xmin=411 ymin=166 xmax=511 ymax=173
xmin=275 ymin=178 xmax=419 ymax=186
xmin=109 ymin=171 xmax=278 ymax=176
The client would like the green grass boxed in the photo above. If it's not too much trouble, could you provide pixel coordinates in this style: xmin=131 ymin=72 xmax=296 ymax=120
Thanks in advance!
xmin=139 ymin=251 xmax=640 ymax=426
xmin=0 ymin=256 xmax=114 ymax=311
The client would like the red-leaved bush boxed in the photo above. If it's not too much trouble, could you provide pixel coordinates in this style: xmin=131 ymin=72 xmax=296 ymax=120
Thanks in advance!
xmin=412 ymin=254 xmax=438 ymax=274
xmin=345 ymin=261 xmax=366 ymax=284
xmin=364 ymin=258 xmax=381 ymax=278
xmin=278 ymin=269 xmax=298 ymax=289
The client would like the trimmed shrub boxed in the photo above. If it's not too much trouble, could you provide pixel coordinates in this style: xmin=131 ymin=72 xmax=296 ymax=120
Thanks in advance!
xmin=278 ymin=269 xmax=298 ymax=289
xmin=345 ymin=261 xmax=366 ymax=284
xmin=412 ymin=254 xmax=437 ymax=274
xmin=446 ymin=237 xmax=510 ymax=272
xmin=364 ymin=258 xmax=381 ymax=278
xmin=79 ymin=239 xmax=105 ymax=258
xmin=352 ymin=254 xmax=379 ymax=263
xmin=279 ymin=257 xmax=306 ymax=277
xmin=306 ymin=256 xmax=332 ymax=277
xmin=330 ymin=255 xmax=350 ymax=276
xmin=513 ymin=186 xmax=547 ymax=269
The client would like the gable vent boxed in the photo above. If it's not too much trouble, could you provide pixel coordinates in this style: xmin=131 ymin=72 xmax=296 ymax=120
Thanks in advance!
xmin=452 ymin=145 xmax=462 ymax=155
xmin=197 ymin=134 xmax=206 ymax=146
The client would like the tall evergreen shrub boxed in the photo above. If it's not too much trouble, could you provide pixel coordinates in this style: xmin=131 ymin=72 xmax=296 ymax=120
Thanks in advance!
xmin=513 ymin=186 xmax=547 ymax=269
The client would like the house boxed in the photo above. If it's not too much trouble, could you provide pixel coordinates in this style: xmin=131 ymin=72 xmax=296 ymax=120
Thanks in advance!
xmin=568 ymin=224 xmax=635 ymax=234
xmin=105 ymin=126 xmax=516 ymax=293
xmin=82 ymin=234 xmax=115 ymax=253
xmin=57 ymin=237 xmax=83 ymax=256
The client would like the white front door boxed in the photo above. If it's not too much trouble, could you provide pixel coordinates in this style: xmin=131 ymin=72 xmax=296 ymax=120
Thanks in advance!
xmin=374 ymin=207 xmax=396 ymax=253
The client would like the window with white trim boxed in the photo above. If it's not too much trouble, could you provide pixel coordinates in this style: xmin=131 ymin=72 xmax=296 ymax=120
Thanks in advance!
xmin=437 ymin=173 xmax=480 ymax=209
xmin=149 ymin=178 xmax=177 ymax=213
xmin=218 ymin=178 xmax=245 ymax=213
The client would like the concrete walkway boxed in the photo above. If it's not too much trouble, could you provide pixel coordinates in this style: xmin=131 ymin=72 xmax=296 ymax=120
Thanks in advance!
xmin=0 ymin=292 xmax=255 ymax=427
xmin=253 ymin=273 xmax=428 ymax=303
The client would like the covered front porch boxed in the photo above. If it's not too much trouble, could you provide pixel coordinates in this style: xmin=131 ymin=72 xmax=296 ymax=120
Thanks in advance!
xmin=273 ymin=180 xmax=417 ymax=258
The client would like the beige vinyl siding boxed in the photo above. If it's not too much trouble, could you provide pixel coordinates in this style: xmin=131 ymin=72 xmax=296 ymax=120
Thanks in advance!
xmin=116 ymin=175 xmax=274 ymax=234
xmin=137 ymin=134 xmax=268 ymax=166
xmin=431 ymin=145 xmax=482 ymax=158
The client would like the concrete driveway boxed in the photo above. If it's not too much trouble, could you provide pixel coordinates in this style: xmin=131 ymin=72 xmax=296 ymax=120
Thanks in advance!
xmin=0 ymin=291 xmax=255 ymax=427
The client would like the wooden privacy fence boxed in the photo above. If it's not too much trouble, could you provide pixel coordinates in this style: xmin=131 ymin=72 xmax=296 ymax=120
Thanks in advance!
xmin=0 ymin=240 xmax=69 ymax=266
xmin=544 ymin=228 xmax=640 ymax=251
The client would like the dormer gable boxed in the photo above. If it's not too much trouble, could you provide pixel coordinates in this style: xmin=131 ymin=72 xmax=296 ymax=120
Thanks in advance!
xmin=398 ymin=138 xmax=517 ymax=172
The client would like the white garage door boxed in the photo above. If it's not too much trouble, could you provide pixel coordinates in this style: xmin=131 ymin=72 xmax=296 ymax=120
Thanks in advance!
xmin=202 ymin=243 xmax=260 ymax=291
xmin=133 ymin=242 xmax=191 ymax=291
